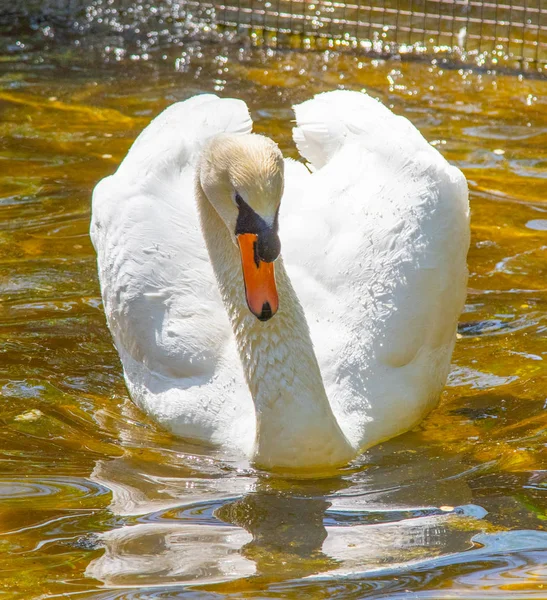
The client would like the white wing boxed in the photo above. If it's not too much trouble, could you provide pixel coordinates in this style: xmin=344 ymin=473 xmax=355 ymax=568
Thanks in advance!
xmin=283 ymin=90 xmax=470 ymax=450
xmin=90 ymin=95 xmax=255 ymax=453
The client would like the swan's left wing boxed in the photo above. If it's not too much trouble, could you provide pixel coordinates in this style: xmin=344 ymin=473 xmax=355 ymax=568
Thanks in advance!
xmin=91 ymin=95 xmax=256 ymax=452
xmin=282 ymin=90 xmax=469 ymax=450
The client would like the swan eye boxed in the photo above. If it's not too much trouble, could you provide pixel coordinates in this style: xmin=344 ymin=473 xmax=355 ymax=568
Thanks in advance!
xmin=234 ymin=192 xmax=244 ymax=207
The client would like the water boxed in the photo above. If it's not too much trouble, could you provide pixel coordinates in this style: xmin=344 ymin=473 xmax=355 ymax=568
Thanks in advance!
xmin=0 ymin=26 xmax=546 ymax=599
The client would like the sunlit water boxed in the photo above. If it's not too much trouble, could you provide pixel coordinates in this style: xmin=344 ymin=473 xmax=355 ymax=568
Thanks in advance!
xmin=0 ymin=26 xmax=546 ymax=599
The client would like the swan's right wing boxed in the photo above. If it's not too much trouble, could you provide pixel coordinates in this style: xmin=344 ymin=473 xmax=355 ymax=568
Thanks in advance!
xmin=90 ymin=95 xmax=255 ymax=451
xmin=283 ymin=90 xmax=470 ymax=450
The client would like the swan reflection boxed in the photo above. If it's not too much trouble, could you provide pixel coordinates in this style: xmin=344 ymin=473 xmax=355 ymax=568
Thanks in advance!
xmin=87 ymin=452 xmax=486 ymax=587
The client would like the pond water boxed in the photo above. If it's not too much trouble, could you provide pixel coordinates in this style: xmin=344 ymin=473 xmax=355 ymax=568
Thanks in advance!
xmin=0 ymin=29 xmax=546 ymax=599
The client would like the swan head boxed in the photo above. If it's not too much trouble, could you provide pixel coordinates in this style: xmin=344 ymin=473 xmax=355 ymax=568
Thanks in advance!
xmin=199 ymin=134 xmax=284 ymax=322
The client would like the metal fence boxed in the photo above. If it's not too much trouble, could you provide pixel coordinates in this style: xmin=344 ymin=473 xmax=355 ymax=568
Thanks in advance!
xmin=189 ymin=0 xmax=547 ymax=73
xmin=2 ymin=1 xmax=546 ymax=74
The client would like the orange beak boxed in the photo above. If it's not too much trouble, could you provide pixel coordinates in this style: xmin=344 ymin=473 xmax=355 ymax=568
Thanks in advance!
xmin=237 ymin=233 xmax=279 ymax=321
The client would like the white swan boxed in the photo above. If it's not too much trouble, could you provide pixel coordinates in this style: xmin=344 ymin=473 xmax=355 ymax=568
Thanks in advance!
xmin=91 ymin=90 xmax=469 ymax=473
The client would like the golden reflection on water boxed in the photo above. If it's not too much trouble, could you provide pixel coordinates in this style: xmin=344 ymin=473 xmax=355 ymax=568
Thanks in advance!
xmin=0 ymin=43 xmax=546 ymax=598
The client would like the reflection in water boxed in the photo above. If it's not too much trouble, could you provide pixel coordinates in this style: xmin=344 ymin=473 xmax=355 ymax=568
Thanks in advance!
xmin=87 ymin=452 xmax=487 ymax=588
xmin=86 ymin=521 xmax=255 ymax=586
xmin=216 ymin=488 xmax=338 ymax=581
xmin=215 ymin=490 xmax=480 ymax=582
xmin=81 ymin=530 xmax=547 ymax=599
xmin=86 ymin=457 xmax=547 ymax=598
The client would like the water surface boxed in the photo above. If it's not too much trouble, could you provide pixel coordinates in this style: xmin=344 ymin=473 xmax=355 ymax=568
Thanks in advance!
xmin=0 ymin=33 xmax=546 ymax=599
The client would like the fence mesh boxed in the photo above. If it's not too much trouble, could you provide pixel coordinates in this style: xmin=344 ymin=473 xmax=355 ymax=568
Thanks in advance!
xmin=2 ymin=1 xmax=546 ymax=74
xmin=188 ymin=0 xmax=547 ymax=73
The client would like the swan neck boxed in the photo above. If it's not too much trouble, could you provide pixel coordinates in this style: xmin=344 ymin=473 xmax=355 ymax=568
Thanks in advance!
xmin=195 ymin=179 xmax=353 ymax=470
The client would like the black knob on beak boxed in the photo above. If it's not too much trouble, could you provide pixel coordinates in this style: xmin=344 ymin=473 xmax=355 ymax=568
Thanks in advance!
xmin=235 ymin=195 xmax=281 ymax=263
xmin=258 ymin=302 xmax=274 ymax=321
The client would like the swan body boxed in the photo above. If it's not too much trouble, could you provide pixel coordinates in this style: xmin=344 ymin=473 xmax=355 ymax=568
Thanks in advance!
xmin=91 ymin=91 xmax=469 ymax=472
